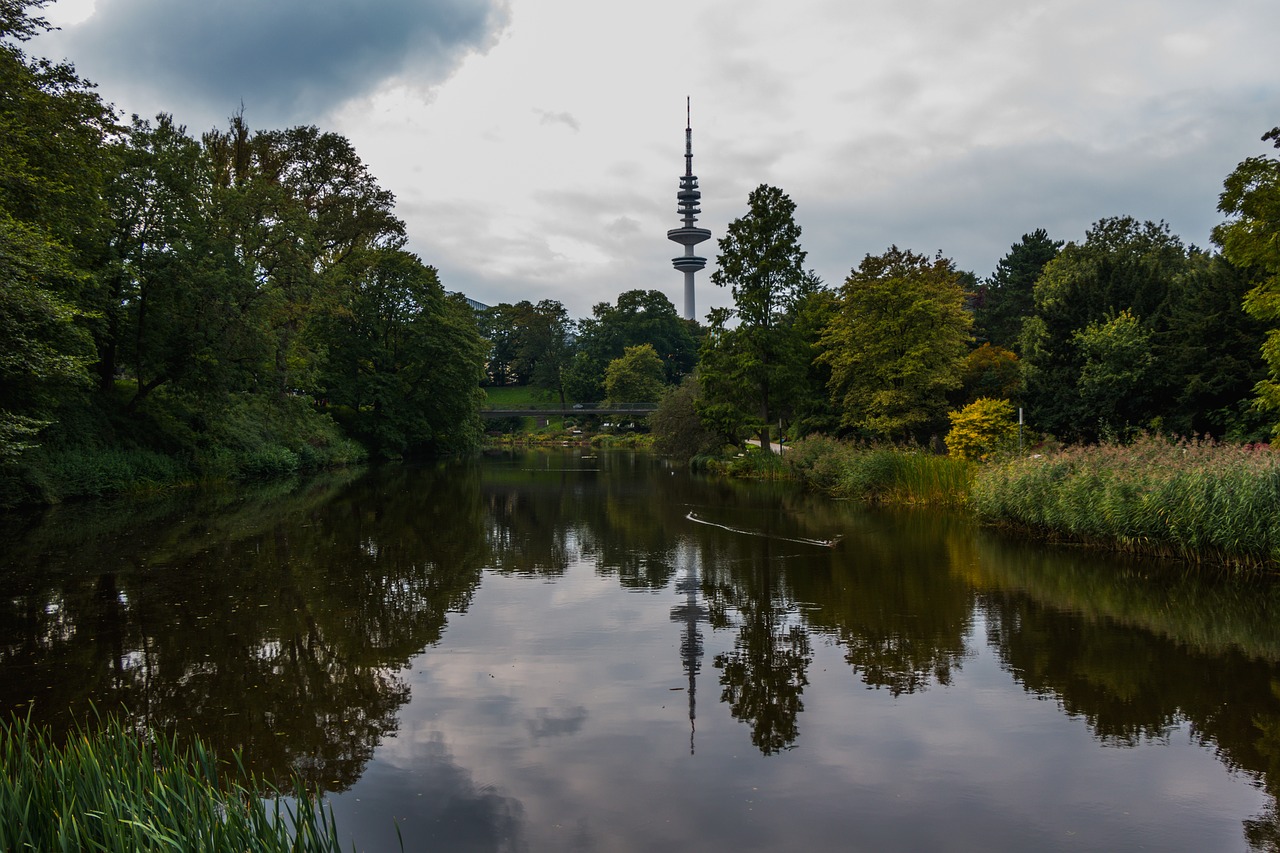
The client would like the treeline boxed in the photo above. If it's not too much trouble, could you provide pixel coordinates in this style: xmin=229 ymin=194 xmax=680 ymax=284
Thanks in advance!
xmin=657 ymin=148 xmax=1280 ymax=458
xmin=1 ymin=4 xmax=484 ymax=504
xmin=476 ymin=289 xmax=698 ymax=408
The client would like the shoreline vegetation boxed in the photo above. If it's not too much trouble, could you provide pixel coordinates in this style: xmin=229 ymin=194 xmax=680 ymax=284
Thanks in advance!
xmin=0 ymin=713 xmax=355 ymax=852
xmin=758 ymin=433 xmax=1280 ymax=574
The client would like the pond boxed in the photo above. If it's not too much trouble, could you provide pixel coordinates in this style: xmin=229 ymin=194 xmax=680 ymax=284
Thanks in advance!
xmin=4 ymin=448 xmax=1280 ymax=851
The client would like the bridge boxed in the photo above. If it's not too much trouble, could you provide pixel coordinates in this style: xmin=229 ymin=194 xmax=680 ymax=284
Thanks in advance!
xmin=481 ymin=407 xmax=656 ymax=419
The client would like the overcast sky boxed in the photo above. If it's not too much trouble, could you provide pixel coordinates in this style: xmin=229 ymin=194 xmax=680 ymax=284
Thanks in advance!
xmin=40 ymin=0 xmax=1280 ymax=321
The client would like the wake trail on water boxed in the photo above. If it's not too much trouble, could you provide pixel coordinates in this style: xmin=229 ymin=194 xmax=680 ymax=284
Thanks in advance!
xmin=685 ymin=512 xmax=842 ymax=547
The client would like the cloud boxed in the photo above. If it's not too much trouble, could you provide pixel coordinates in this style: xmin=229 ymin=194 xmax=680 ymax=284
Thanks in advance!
xmin=51 ymin=0 xmax=512 ymax=130
xmin=534 ymin=108 xmax=579 ymax=132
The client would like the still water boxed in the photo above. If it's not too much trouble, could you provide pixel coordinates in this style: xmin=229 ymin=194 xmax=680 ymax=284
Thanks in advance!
xmin=5 ymin=448 xmax=1280 ymax=851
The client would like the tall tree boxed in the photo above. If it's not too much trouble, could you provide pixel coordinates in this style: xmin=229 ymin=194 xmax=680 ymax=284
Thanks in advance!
xmin=973 ymin=229 xmax=1062 ymax=350
xmin=200 ymin=118 xmax=405 ymax=397
xmin=1214 ymin=126 xmax=1280 ymax=436
xmin=315 ymin=248 xmax=484 ymax=455
xmin=704 ymin=184 xmax=815 ymax=451
xmin=0 ymin=0 xmax=114 ymax=456
xmin=1072 ymin=309 xmax=1154 ymax=439
xmin=819 ymin=247 xmax=972 ymax=441
xmin=1020 ymin=217 xmax=1188 ymax=441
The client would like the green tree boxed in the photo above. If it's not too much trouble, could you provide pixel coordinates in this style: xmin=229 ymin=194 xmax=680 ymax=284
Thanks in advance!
xmin=99 ymin=114 xmax=246 ymax=409
xmin=0 ymin=1 xmax=113 ymax=457
xmin=958 ymin=343 xmax=1023 ymax=404
xmin=315 ymin=248 xmax=484 ymax=455
xmin=974 ymin=229 xmax=1062 ymax=350
xmin=1020 ymin=217 xmax=1188 ymax=441
xmin=1163 ymin=251 xmax=1268 ymax=439
xmin=1073 ymin=310 xmax=1154 ymax=439
xmin=517 ymin=299 xmax=573 ymax=408
xmin=819 ymin=247 xmax=972 ymax=440
xmin=704 ymin=184 xmax=816 ymax=451
xmin=0 ymin=212 xmax=95 ymax=459
xmin=1214 ymin=126 xmax=1280 ymax=435
xmin=199 ymin=117 xmax=405 ymax=398
xmin=603 ymin=343 xmax=665 ymax=407
xmin=567 ymin=289 xmax=696 ymax=402
xmin=651 ymin=375 xmax=720 ymax=463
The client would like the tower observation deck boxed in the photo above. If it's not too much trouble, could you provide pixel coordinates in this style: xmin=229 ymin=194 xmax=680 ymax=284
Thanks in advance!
xmin=667 ymin=98 xmax=712 ymax=321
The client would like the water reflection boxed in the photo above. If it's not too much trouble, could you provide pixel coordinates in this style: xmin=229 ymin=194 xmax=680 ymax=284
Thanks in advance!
xmin=3 ymin=450 xmax=1280 ymax=850
xmin=0 ymin=463 xmax=488 ymax=788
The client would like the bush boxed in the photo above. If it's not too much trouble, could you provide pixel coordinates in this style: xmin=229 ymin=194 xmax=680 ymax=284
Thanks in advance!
xmin=784 ymin=437 xmax=973 ymax=506
xmin=946 ymin=397 xmax=1019 ymax=461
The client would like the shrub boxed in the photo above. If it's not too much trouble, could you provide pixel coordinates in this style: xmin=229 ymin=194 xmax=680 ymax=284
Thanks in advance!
xmin=946 ymin=397 xmax=1019 ymax=461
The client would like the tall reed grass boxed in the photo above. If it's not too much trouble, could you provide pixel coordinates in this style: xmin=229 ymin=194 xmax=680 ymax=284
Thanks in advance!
xmin=971 ymin=435 xmax=1280 ymax=570
xmin=0 ymin=712 xmax=358 ymax=852
xmin=785 ymin=436 xmax=974 ymax=506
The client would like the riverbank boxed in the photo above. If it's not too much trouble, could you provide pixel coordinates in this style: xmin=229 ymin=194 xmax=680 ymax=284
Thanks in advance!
xmin=775 ymin=434 xmax=1280 ymax=572
xmin=1 ymin=390 xmax=366 ymax=508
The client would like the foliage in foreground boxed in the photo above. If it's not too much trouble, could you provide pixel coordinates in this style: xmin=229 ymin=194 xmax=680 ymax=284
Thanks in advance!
xmin=971 ymin=435 xmax=1280 ymax=570
xmin=0 ymin=712 xmax=356 ymax=852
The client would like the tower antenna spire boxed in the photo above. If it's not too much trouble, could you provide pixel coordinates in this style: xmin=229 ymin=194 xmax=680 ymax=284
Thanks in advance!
xmin=667 ymin=97 xmax=712 ymax=321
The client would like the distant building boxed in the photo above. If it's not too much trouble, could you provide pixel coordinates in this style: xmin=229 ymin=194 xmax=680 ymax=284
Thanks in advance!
xmin=450 ymin=292 xmax=489 ymax=313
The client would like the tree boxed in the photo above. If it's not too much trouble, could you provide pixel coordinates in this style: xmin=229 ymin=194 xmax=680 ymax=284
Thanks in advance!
xmin=603 ymin=343 xmax=665 ymax=407
xmin=516 ymin=299 xmax=573 ymax=408
xmin=651 ymin=375 xmax=720 ymax=463
xmin=973 ymin=229 xmax=1062 ymax=350
xmin=1020 ymin=217 xmax=1188 ymax=441
xmin=199 ymin=117 xmax=406 ymax=398
xmin=315 ymin=248 xmax=484 ymax=455
xmin=704 ymin=184 xmax=816 ymax=451
xmin=1162 ymin=251 xmax=1268 ymax=439
xmin=0 ymin=1 xmax=113 ymax=456
xmin=958 ymin=343 xmax=1023 ymax=404
xmin=567 ymin=289 xmax=696 ymax=402
xmin=0 ymin=212 xmax=95 ymax=459
xmin=1214 ymin=126 xmax=1280 ymax=436
xmin=819 ymin=247 xmax=972 ymax=441
xmin=1072 ymin=309 xmax=1154 ymax=439
xmin=945 ymin=397 xmax=1019 ymax=461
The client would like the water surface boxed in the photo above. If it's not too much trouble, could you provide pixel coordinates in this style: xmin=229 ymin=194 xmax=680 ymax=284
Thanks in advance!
xmin=4 ymin=449 xmax=1280 ymax=851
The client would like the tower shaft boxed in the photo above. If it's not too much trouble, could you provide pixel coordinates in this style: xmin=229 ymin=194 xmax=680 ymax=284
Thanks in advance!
xmin=667 ymin=98 xmax=711 ymax=322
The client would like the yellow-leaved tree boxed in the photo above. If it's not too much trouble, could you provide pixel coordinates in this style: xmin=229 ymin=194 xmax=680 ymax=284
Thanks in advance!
xmin=945 ymin=398 xmax=1018 ymax=461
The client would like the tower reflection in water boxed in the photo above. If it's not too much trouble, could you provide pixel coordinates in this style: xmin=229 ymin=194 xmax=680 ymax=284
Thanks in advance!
xmin=670 ymin=540 xmax=706 ymax=754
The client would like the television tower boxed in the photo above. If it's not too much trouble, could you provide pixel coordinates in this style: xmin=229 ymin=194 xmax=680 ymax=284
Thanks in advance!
xmin=667 ymin=98 xmax=712 ymax=321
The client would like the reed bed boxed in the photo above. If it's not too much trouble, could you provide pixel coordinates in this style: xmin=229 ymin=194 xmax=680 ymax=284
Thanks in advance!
xmin=785 ymin=436 xmax=974 ymax=506
xmin=0 ymin=713 xmax=354 ymax=852
xmin=971 ymin=436 xmax=1280 ymax=570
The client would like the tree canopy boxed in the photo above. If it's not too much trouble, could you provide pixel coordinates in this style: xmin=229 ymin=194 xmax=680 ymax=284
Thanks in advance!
xmin=819 ymin=247 xmax=972 ymax=440
xmin=1215 ymin=126 xmax=1280 ymax=436
xmin=702 ymin=184 xmax=818 ymax=451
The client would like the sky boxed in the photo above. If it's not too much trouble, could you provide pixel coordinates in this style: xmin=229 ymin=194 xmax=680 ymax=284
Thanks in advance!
xmin=37 ymin=0 xmax=1280 ymax=322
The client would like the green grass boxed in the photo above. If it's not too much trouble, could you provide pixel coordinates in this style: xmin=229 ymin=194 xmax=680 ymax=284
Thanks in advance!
xmin=971 ymin=435 xmax=1280 ymax=570
xmin=0 ymin=711 xmax=365 ymax=852
xmin=784 ymin=436 xmax=974 ymax=506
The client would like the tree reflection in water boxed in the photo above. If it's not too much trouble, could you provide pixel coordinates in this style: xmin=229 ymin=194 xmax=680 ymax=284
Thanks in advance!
xmin=0 ymin=462 xmax=488 ymax=789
